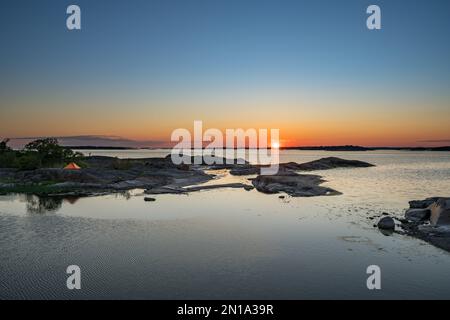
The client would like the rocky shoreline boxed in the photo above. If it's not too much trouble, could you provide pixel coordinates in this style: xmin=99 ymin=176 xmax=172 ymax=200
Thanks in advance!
xmin=0 ymin=155 xmax=374 ymax=197
xmin=401 ymin=197 xmax=450 ymax=252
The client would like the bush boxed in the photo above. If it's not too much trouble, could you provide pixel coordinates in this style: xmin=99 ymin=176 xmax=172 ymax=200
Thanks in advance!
xmin=16 ymin=152 xmax=42 ymax=170
xmin=0 ymin=138 xmax=82 ymax=170
xmin=24 ymin=138 xmax=81 ymax=167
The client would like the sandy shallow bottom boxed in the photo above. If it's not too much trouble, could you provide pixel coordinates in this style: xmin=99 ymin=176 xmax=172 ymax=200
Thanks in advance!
xmin=1 ymin=150 xmax=450 ymax=299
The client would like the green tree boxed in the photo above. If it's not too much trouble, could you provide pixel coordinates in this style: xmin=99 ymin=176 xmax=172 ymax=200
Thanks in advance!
xmin=24 ymin=138 xmax=80 ymax=166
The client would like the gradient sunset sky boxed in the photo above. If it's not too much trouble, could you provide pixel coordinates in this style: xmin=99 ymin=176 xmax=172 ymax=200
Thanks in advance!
xmin=1 ymin=0 xmax=450 ymax=147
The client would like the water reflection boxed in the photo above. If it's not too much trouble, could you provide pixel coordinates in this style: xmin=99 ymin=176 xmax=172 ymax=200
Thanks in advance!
xmin=24 ymin=190 xmax=134 ymax=214
xmin=25 ymin=195 xmax=64 ymax=214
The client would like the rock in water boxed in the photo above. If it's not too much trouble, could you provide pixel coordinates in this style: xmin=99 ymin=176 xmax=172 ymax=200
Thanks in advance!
xmin=243 ymin=185 xmax=254 ymax=191
xmin=144 ymin=197 xmax=156 ymax=202
xmin=377 ymin=217 xmax=395 ymax=230
xmin=228 ymin=157 xmax=375 ymax=176
xmin=285 ymin=157 xmax=375 ymax=171
xmin=409 ymin=197 xmax=449 ymax=209
xmin=405 ymin=197 xmax=450 ymax=226
xmin=400 ymin=197 xmax=450 ymax=253
xmin=251 ymin=172 xmax=340 ymax=197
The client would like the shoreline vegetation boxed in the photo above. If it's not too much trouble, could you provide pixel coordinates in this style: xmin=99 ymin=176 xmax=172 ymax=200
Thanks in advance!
xmin=1 ymin=138 xmax=449 ymax=252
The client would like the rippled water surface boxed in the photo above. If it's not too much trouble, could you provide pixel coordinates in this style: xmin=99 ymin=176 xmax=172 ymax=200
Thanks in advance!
xmin=1 ymin=150 xmax=450 ymax=299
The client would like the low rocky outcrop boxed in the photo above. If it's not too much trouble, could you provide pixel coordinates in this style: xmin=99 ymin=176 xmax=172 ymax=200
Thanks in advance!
xmin=0 ymin=156 xmax=213 ymax=196
xmin=227 ymin=157 xmax=374 ymax=176
xmin=279 ymin=157 xmax=375 ymax=171
xmin=251 ymin=171 xmax=340 ymax=197
xmin=246 ymin=157 xmax=374 ymax=197
xmin=0 ymin=156 xmax=374 ymax=198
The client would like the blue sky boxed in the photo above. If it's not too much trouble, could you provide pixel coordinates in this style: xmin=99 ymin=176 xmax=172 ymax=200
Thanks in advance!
xmin=2 ymin=0 xmax=450 ymax=94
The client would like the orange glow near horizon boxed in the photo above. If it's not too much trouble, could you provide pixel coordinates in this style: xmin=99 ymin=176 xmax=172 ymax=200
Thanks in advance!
xmin=2 ymin=94 xmax=450 ymax=148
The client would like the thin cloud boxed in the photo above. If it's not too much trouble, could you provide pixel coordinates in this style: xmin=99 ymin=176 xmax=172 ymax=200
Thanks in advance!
xmin=6 ymin=135 xmax=168 ymax=148
xmin=417 ymin=139 xmax=450 ymax=143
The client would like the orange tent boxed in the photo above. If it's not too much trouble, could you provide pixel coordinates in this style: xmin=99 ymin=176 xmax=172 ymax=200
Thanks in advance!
xmin=64 ymin=162 xmax=81 ymax=170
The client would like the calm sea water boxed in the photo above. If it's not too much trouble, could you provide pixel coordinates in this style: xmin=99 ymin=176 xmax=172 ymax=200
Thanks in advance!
xmin=1 ymin=150 xmax=450 ymax=299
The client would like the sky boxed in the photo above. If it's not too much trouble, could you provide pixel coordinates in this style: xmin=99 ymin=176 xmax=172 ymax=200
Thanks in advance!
xmin=1 ymin=0 xmax=450 ymax=148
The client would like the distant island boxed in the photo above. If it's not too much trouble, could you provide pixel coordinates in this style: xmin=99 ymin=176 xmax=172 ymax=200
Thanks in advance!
xmin=284 ymin=145 xmax=450 ymax=151
xmin=64 ymin=146 xmax=137 ymax=150
xmin=64 ymin=145 xmax=450 ymax=151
